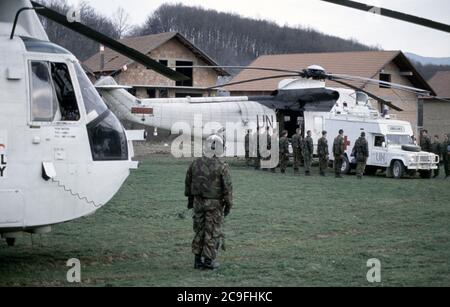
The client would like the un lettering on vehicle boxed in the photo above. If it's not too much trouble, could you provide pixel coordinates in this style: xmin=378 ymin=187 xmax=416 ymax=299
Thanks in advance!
xmin=375 ymin=152 xmax=387 ymax=165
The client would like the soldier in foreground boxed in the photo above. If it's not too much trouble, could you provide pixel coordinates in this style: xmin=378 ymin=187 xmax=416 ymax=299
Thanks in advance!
xmin=292 ymin=128 xmax=303 ymax=174
xmin=318 ymin=131 xmax=329 ymax=177
xmin=303 ymin=130 xmax=314 ymax=176
xmin=279 ymin=130 xmax=290 ymax=174
xmin=333 ymin=130 xmax=345 ymax=178
xmin=440 ymin=134 xmax=450 ymax=179
xmin=185 ymin=136 xmax=233 ymax=270
xmin=353 ymin=132 xmax=369 ymax=179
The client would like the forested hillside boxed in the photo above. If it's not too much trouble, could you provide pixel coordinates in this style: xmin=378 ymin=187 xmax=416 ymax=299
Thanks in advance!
xmin=38 ymin=1 xmax=449 ymax=79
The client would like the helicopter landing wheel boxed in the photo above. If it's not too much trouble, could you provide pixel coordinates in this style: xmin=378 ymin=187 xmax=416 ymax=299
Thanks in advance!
xmin=6 ymin=238 xmax=16 ymax=247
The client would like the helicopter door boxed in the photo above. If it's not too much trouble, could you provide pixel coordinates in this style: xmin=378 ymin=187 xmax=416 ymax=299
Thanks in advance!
xmin=28 ymin=59 xmax=85 ymax=176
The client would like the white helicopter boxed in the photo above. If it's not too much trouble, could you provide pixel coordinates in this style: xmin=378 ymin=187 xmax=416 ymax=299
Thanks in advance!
xmin=0 ymin=0 xmax=188 ymax=246
xmin=95 ymin=64 xmax=432 ymax=150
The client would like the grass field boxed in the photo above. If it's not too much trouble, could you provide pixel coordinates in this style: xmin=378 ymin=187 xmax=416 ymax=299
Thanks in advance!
xmin=0 ymin=155 xmax=449 ymax=287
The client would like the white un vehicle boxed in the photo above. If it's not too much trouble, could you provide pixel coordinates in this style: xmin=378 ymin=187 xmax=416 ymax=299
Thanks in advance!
xmin=305 ymin=88 xmax=440 ymax=179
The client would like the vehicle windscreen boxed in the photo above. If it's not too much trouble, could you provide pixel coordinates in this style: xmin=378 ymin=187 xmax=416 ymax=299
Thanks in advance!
xmin=387 ymin=134 xmax=413 ymax=146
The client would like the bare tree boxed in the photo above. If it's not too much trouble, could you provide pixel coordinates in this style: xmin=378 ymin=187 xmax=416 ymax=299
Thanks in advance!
xmin=113 ymin=7 xmax=132 ymax=39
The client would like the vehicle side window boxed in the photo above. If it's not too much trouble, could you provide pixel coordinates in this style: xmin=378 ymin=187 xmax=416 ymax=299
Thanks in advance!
xmin=29 ymin=61 xmax=80 ymax=122
xmin=374 ymin=135 xmax=385 ymax=147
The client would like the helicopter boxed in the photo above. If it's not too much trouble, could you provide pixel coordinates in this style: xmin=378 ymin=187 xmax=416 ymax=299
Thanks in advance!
xmin=0 ymin=0 xmax=188 ymax=247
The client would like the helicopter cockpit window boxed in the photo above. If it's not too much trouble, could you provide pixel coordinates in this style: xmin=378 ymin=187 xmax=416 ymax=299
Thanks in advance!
xmin=74 ymin=63 xmax=108 ymax=122
xmin=73 ymin=63 xmax=128 ymax=161
xmin=30 ymin=61 xmax=58 ymax=122
xmin=29 ymin=61 xmax=80 ymax=122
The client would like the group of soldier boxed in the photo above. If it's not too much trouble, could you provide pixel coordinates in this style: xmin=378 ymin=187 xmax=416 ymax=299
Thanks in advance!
xmin=419 ymin=130 xmax=450 ymax=178
xmin=183 ymin=129 xmax=450 ymax=272
xmin=245 ymin=128 xmax=370 ymax=179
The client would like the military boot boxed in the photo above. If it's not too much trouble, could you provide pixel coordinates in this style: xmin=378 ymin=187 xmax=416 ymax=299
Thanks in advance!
xmin=203 ymin=258 xmax=220 ymax=270
xmin=194 ymin=255 xmax=204 ymax=270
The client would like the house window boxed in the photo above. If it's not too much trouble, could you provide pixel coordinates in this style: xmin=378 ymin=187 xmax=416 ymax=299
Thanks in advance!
xmin=127 ymin=87 xmax=137 ymax=96
xmin=175 ymin=93 xmax=202 ymax=98
xmin=176 ymin=60 xmax=193 ymax=87
xmin=147 ymin=89 xmax=156 ymax=98
xmin=159 ymin=60 xmax=168 ymax=67
xmin=418 ymin=99 xmax=424 ymax=128
xmin=380 ymin=73 xmax=391 ymax=89
xmin=159 ymin=89 xmax=168 ymax=98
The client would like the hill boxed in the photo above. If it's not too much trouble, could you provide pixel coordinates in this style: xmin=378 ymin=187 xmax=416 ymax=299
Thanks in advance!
xmin=134 ymin=4 xmax=376 ymax=67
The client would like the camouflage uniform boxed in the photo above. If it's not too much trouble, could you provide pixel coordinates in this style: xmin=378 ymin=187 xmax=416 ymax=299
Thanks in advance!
xmin=303 ymin=135 xmax=314 ymax=175
xmin=279 ymin=135 xmax=290 ymax=173
xmin=317 ymin=136 xmax=329 ymax=176
xmin=440 ymin=138 xmax=450 ymax=178
xmin=262 ymin=131 xmax=275 ymax=172
xmin=245 ymin=132 xmax=251 ymax=166
xmin=432 ymin=139 xmax=441 ymax=178
xmin=185 ymin=157 xmax=233 ymax=263
xmin=292 ymin=133 xmax=302 ymax=172
xmin=353 ymin=136 xmax=369 ymax=178
xmin=254 ymin=131 xmax=261 ymax=170
xmin=420 ymin=135 xmax=432 ymax=152
xmin=333 ymin=135 xmax=345 ymax=177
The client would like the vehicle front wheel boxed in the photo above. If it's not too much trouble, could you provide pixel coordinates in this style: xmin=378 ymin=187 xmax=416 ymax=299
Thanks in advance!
xmin=419 ymin=170 xmax=432 ymax=179
xmin=6 ymin=238 xmax=16 ymax=247
xmin=392 ymin=161 xmax=405 ymax=179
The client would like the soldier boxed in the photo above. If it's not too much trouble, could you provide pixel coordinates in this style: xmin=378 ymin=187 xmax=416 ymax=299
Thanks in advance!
xmin=292 ymin=128 xmax=302 ymax=174
xmin=353 ymin=132 xmax=369 ymax=179
xmin=440 ymin=133 xmax=450 ymax=179
xmin=420 ymin=130 xmax=432 ymax=153
xmin=279 ymin=130 xmax=290 ymax=174
xmin=262 ymin=127 xmax=276 ymax=173
xmin=303 ymin=130 xmax=314 ymax=176
xmin=432 ymin=135 xmax=441 ymax=178
xmin=245 ymin=130 xmax=251 ymax=167
xmin=185 ymin=136 xmax=233 ymax=270
xmin=333 ymin=129 xmax=345 ymax=178
xmin=254 ymin=129 xmax=261 ymax=170
xmin=318 ymin=130 xmax=329 ymax=177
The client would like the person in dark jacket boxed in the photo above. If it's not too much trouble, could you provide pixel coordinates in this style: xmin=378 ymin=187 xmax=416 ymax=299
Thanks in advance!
xmin=353 ymin=132 xmax=369 ymax=179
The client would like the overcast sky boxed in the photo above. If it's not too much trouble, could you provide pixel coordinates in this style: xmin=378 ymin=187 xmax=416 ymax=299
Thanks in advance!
xmin=67 ymin=0 xmax=450 ymax=58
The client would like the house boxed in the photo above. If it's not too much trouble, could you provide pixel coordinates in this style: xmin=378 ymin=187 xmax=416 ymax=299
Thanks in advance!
xmin=84 ymin=32 xmax=229 ymax=98
xmin=421 ymin=71 xmax=450 ymax=138
xmin=226 ymin=51 xmax=435 ymax=134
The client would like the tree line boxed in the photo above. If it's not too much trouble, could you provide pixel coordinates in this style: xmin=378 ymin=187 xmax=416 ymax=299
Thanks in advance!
xmin=37 ymin=1 xmax=449 ymax=80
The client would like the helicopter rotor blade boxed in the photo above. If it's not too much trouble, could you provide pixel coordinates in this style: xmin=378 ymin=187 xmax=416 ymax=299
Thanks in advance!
xmin=320 ymin=0 xmax=450 ymax=33
xmin=332 ymin=79 xmax=404 ymax=112
xmin=327 ymin=73 xmax=431 ymax=96
xmin=207 ymin=74 xmax=302 ymax=90
xmin=170 ymin=65 xmax=303 ymax=74
xmin=30 ymin=1 xmax=188 ymax=82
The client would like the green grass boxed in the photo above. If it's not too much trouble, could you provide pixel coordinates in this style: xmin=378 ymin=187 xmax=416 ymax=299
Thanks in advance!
xmin=1 ymin=156 xmax=449 ymax=287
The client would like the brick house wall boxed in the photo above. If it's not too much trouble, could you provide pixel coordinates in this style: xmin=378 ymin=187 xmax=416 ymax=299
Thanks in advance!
xmin=114 ymin=39 xmax=219 ymax=98
xmin=423 ymin=99 xmax=450 ymax=137
xmin=363 ymin=62 xmax=420 ymax=134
